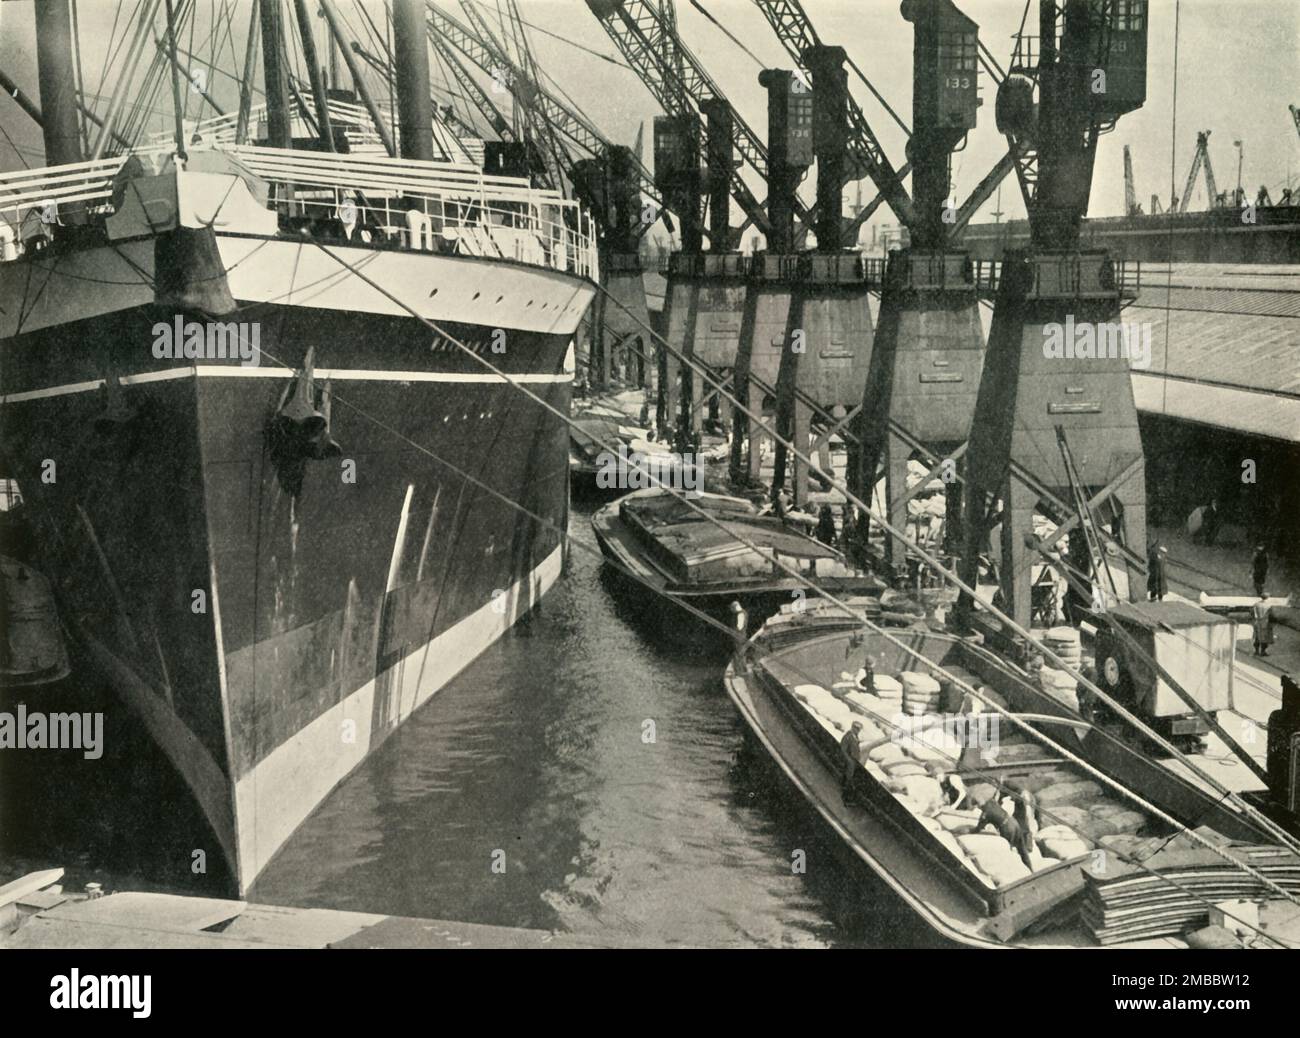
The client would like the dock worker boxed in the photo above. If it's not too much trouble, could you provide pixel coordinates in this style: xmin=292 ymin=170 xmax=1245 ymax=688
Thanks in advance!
xmin=974 ymin=787 xmax=1037 ymax=869
xmin=840 ymin=720 xmax=865 ymax=798
xmin=926 ymin=761 xmax=969 ymax=809
xmin=816 ymin=503 xmax=837 ymax=547
xmin=1252 ymin=544 xmax=1269 ymax=598
xmin=856 ymin=653 xmax=876 ymax=695
xmin=1252 ymin=595 xmax=1274 ymax=657
xmin=1147 ymin=544 xmax=1168 ymax=602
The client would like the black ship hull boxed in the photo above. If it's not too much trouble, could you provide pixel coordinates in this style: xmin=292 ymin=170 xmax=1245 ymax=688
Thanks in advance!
xmin=1 ymin=231 xmax=594 ymax=891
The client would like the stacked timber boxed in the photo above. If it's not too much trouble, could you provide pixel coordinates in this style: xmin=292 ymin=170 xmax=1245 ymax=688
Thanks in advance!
xmin=1081 ymin=830 xmax=1300 ymax=944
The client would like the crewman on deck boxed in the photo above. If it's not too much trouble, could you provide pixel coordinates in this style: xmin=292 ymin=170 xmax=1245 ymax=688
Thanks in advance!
xmin=1147 ymin=544 xmax=1168 ymax=601
xmin=1253 ymin=545 xmax=1270 ymax=598
xmin=839 ymin=720 xmax=865 ymax=798
xmin=1252 ymin=595 xmax=1274 ymax=657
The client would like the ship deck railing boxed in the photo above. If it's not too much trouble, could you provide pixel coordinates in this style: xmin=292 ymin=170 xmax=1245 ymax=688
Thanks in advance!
xmin=228 ymin=145 xmax=598 ymax=279
xmin=149 ymin=94 xmax=478 ymax=167
xmin=0 ymin=145 xmax=599 ymax=280
xmin=0 ymin=156 xmax=129 ymax=256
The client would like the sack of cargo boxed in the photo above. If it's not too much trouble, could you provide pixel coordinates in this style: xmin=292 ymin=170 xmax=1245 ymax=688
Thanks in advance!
xmin=816 ymin=699 xmax=856 ymax=730
xmin=934 ymin=808 xmax=981 ymax=834
xmin=894 ymin=775 xmax=946 ymax=815
xmin=933 ymin=830 xmax=965 ymax=860
xmin=894 ymin=735 xmax=954 ymax=767
xmin=901 ymin=671 xmax=942 ymax=695
xmin=871 ymin=674 xmax=903 ymax=700
xmin=842 ymin=691 xmax=888 ymax=718
xmin=1039 ymin=805 xmax=1091 ymax=832
xmin=1039 ymin=667 xmax=1080 ymax=711
xmin=962 ymin=841 xmax=1033 ymax=887
xmin=868 ymin=742 xmax=907 ymax=765
xmin=792 ymin=684 xmax=834 ymax=707
xmin=1036 ymin=779 xmax=1104 ymax=805
xmin=1088 ymin=803 xmax=1147 ymax=834
xmin=958 ymin=832 xmax=1012 ymax=858
xmin=1039 ymin=835 xmax=1090 ymax=860
xmin=885 ymin=760 xmax=929 ymax=778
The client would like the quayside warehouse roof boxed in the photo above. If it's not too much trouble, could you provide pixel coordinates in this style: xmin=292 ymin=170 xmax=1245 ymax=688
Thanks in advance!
xmin=1126 ymin=263 xmax=1300 ymax=443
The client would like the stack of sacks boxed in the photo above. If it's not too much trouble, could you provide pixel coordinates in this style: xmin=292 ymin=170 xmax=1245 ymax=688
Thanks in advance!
xmin=900 ymin=671 xmax=943 ymax=716
xmin=839 ymin=702 xmax=887 ymax=741
xmin=814 ymin=697 xmax=856 ymax=735
xmin=869 ymin=672 xmax=904 ymax=710
xmin=957 ymin=832 xmax=1034 ymax=887
xmin=1036 ymin=777 xmax=1104 ymax=806
xmin=791 ymin=684 xmax=854 ymax=736
xmin=1039 ymin=666 xmax=1080 ymax=711
xmin=1045 ymin=627 xmax=1083 ymax=669
xmin=1036 ymin=824 xmax=1090 ymax=860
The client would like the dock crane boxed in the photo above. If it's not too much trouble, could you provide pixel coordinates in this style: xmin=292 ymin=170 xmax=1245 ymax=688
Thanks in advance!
xmin=423 ymin=2 xmax=666 ymax=223
xmin=958 ymin=0 xmax=1152 ymax=632
xmin=1178 ymin=130 xmax=1220 ymax=212
xmin=585 ymin=0 xmax=787 ymax=242
xmin=751 ymin=0 xmax=1020 ymax=247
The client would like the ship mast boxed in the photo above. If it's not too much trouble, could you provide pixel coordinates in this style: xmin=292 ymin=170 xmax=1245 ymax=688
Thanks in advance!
xmin=391 ymin=0 xmax=433 ymax=161
xmin=259 ymin=0 xmax=293 ymax=148
xmin=33 ymin=0 xmax=84 ymax=169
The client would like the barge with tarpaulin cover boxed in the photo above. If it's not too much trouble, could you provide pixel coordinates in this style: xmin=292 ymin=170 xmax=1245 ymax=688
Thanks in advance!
xmin=592 ymin=488 xmax=884 ymax=635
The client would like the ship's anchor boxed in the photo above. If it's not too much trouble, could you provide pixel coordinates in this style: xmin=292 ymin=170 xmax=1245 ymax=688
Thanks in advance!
xmin=274 ymin=347 xmax=341 ymax=461
xmin=94 ymin=369 xmax=137 ymax=432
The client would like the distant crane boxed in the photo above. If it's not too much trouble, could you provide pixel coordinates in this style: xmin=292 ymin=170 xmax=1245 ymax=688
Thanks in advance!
xmin=1178 ymin=130 xmax=1219 ymax=212
xmin=1122 ymin=144 xmax=1142 ymax=215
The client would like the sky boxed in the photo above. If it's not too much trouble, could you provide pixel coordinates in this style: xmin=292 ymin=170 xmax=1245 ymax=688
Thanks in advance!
xmin=2 ymin=0 xmax=1298 ymax=240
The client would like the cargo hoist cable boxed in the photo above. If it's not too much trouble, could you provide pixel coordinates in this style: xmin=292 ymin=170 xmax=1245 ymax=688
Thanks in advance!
xmin=301 ymin=239 xmax=1300 ymax=893
xmin=591 ymin=277 xmax=1300 ymax=859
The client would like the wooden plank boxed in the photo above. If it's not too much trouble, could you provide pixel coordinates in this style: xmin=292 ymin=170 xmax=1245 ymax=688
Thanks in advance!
xmin=42 ymin=892 xmax=246 ymax=933
xmin=0 ymin=869 xmax=64 ymax=909
xmin=0 ymin=917 xmax=292 ymax=950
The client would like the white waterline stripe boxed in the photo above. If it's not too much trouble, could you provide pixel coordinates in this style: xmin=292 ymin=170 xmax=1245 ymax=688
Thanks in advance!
xmin=2 ymin=365 xmax=573 ymax=403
